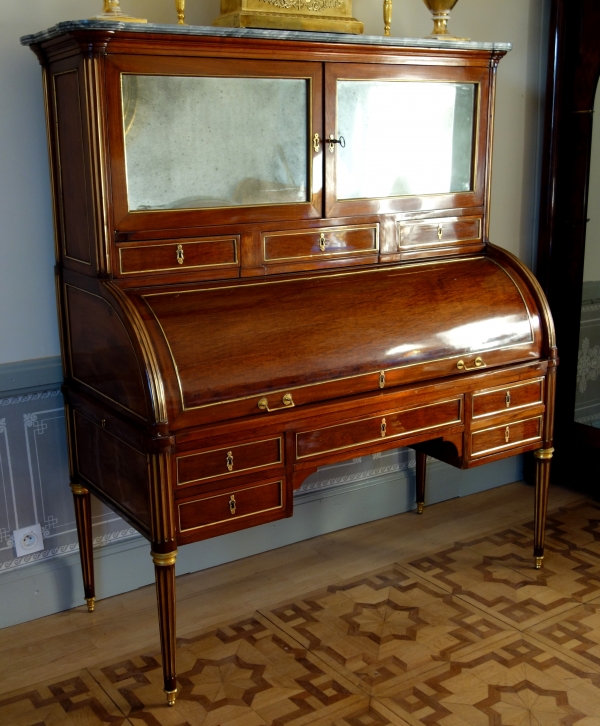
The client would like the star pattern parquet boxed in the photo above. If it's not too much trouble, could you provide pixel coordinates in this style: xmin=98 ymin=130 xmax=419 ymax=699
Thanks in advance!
xmin=7 ymin=499 xmax=600 ymax=725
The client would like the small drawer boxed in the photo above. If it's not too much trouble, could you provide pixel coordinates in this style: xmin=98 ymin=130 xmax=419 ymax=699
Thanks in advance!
xmin=176 ymin=437 xmax=283 ymax=486
xmin=118 ymin=236 xmax=239 ymax=275
xmin=263 ymin=224 xmax=378 ymax=262
xmin=296 ymin=398 xmax=462 ymax=460
xmin=178 ymin=477 xmax=285 ymax=536
xmin=471 ymin=416 xmax=542 ymax=458
xmin=398 ymin=217 xmax=482 ymax=250
xmin=472 ymin=379 xmax=544 ymax=419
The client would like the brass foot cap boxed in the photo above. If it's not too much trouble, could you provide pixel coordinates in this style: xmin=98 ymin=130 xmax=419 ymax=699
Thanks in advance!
xmin=417 ymin=502 xmax=424 ymax=515
xmin=165 ymin=689 xmax=177 ymax=706
xmin=535 ymin=556 xmax=544 ymax=570
xmin=85 ymin=597 xmax=96 ymax=613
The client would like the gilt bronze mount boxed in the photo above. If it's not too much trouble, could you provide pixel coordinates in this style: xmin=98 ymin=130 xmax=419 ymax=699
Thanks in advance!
xmin=213 ymin=0 xmax=363 ymax=34
xmin=422 ymin=0 xmax=468 ymax=41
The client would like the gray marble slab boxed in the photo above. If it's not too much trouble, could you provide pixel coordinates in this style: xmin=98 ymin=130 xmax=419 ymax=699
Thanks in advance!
xmin=20 ymin=20 xmax=511 ymax=52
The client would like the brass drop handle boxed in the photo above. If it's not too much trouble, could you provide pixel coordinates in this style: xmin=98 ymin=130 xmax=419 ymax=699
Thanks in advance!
xmin=456 ymin=356 xmax=486 ymax=372
xmin=381 ymin=418 xmax=387 ymax=438
xmin=229 ymin=494 xmax=236 ymax=515
xmin=176 ymin=244 xmax=184 ymax=265
xmin=328 ymin=134 xmax=346 ymax=152
xmin=319 ymin=233 xmax=327 ymax=252
xmin=505 ymin=391 xmax=511 ymax=408
xmin=226 ymin=451 xmax=234 ymax=472
xmin=258 ymin=392 xmax=295 ymax=412
xmin=313 ymin=133 xmax=321 ymax=153
xmin=505 ymin=426 xmax=510 ymax=443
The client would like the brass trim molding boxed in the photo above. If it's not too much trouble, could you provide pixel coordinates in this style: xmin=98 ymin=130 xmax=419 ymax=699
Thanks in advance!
xmin=471 ymin=377 xmax=545 ymax=419
xmin=470 ymin=415 xmax=543 ymax=458
xmin=151 ymin=550 xmax=178 ymax=567
xmin=534 ymin=447 xmax=555 ymax=460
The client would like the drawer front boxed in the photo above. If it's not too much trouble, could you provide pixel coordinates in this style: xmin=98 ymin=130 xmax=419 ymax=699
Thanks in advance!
xmin=471 ymin=416 xmax=542 ymax=458
xmin=178 ymin=478 xmax=284 ymax=535
xmin=398 ymin=217 xmax=482 ymax=250
xmin=263 ymin=225 xmax=378 ymax=262
xmin=472 ymin=379 xmax=544 ymax=419
xmin=296 ymin=398 xmax=462 ymax=460
xmin=177 ymin=437 xmax=282 ymax=486
xmin=118 ymin=237 xmax=239 ymax=275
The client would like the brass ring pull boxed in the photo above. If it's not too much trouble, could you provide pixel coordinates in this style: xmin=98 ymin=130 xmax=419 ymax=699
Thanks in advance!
xmin=258 ymin=393 xmax=295 ymax=412
xmin=176 ymin=244 xmax=184 ymax=265
xmin=319 ymin=233 xmax=327 ymax=252
xmin=456 ymin=356 xmax=486 ymax=372
xmin=226 ymin=451 xmax=234 ymax=472
xmin=313 ymin=133 xmax=321 ymax=153
xmin=328 ymin=134 xmax=346 ymax=152
xmin=229 ymin=494 xmax=236 ymax=515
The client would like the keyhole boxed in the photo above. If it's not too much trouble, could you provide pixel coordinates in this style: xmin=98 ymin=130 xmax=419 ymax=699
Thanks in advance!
xmin=229 ymin=495 xmax=236 ymax=515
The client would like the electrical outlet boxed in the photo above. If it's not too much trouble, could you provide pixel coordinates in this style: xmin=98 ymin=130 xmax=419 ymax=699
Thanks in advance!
xmin=13 ymin=523 xmax=45 ymax=557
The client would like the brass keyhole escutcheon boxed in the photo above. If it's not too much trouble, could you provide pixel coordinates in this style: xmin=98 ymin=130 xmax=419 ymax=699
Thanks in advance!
xmin=437 ymin=224 xmax=443 ymax=241
xmin=319 ymin=233 xmax=327 ymax=252
xmin=505 ymin=426 xmax=510 ymax=443
xmin=505 ymin=391 xmax=511 ymax=408
xmin=176 ymin=244 xmax=184 ymax=265
xmin=379 ymin=371 xmax=385 ymax=389
xmin=313 ymin=133 xmax=321 ymax=153
xmin=229 ymin=495 xmax=236 ymax=515
xmin=226 ymin=451 xmax=234 ymax=472
xmin=381 ymin=418 xmax=387 ymax=438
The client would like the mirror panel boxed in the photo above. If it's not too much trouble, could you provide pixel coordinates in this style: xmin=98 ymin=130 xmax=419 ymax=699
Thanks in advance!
xmin=336 ymin=80 xmax=476 ymax=201
xmin=122 ymin=75 xmax=310 ymax=211
xmin=575 ymin=93 xmax=600 ymax=429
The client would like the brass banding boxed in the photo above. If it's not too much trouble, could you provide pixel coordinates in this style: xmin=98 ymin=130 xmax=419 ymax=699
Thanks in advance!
xmin=534 ymin=447 xmax=555 ymax=460
xmin=152 ymin=550 xmax=178 ymax=567
xmin=70 ymin=483 xmax=89 ymax=496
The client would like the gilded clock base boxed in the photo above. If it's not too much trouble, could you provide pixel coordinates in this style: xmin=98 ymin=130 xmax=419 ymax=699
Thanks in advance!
xmin=213 ymin=11 xmax=363 ymax=34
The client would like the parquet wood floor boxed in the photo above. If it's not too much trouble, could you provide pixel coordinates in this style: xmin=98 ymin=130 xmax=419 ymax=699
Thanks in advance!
xmin=4 ymin=482 xmax=599 ymax=725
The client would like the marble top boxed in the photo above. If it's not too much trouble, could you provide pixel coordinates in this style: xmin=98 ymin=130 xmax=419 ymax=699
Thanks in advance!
xmin=20 ymin=20 xmax=511 ymax=52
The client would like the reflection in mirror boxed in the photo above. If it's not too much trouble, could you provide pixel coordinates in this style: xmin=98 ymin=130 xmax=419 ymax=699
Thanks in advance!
xmin=576 ymin=95 xmax=600 ymax=428
xmin=336 ymin=81 xmax=475 ymax=201
xmin=122 ymin=75 xmax=309 ymax=211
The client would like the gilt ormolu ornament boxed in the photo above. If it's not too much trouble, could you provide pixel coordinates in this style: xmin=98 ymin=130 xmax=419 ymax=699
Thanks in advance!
xmin=213 ymin=0 xmax=363 ymax=34
xmin=90 ymin=0 xmax=147 ymax=23
xmin=422 ymin=0 xmax=468 ymax=41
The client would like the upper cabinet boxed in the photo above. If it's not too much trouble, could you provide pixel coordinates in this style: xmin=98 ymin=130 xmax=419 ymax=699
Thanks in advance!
xmin=105 ymin=52 xmax=491 ymax=233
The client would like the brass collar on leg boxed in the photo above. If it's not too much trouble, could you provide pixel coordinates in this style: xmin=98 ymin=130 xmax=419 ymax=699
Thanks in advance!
xmin=417 ymin=502 xmax=424 ymax=515
xmin=535 ymin=556 xmax=544 ymax=569
xmin=152 ymin=550 xmax=178 ymax=567
xmin=534 ymin=447 xmax=555 ymax=460
xmin=165 ymin=688 xmax=177 ymax=706
xmin=85 ymin=597 xmax=96 ymax=612
xmin=70 ymin=483 xmax=89 ymax=496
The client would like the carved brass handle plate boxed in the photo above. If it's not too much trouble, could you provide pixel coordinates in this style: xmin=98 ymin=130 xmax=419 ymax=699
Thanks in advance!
xmin=226 ymin=451 xmax=234 ymax=472
xmin=176 ymin=244 xmax=184 ymax=265
xmin=229 ymin=494 xmax=236 ymax=515
xmin=456 ymin=356 xmax=486 ymax=372
xmin=313 ymin=133 xmax=321 ymax=153
xmin=505 ymin=391 xmax=511 ymax=408
xmin=381 ymin=418 xmax=387 ymax=437
xmin=328 ymin=134 xmax=346 ymax=153
xmin=319 ymin=233 xmax=327 ymax=252
xmin=258 ymin=392 xmax=295 ymax=412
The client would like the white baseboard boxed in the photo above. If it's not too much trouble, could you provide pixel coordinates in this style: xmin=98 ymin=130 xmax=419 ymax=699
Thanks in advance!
xmin=0 ymin=456 xmax=523 ymax=629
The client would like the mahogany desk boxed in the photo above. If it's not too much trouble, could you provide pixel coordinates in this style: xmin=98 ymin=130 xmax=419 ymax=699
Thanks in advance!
xmin=22 ymin=22 xmax=556 ymax=705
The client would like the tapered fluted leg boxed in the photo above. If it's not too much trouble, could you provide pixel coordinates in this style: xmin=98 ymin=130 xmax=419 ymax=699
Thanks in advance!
xmin=416 ymin=450 xmax=426 ymax=514
xmin=533 ymin=447 xmax=554 ymax=569
xmin=70 ymin=483 xmax=95 ymax=612
xmin=152 ymin=549 xmax=178 ymax=706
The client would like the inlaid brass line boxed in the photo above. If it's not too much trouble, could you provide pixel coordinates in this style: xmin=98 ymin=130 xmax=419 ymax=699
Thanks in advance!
xmin=471 ymin=377 xmax=544 ymax=419
xmin=262 ymin=223 xmax=379 ymax=262
xmin=118 ymin=236 xmax=239 ymax=275
xmin=471 ymin=415 xmax=542 ymax=458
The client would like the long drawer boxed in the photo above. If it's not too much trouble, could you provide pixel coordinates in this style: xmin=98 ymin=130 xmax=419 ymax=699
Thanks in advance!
xmin=470 ymin=415 xmax=542 ymax=458
xmin=176 ymin=436 xmax=282 ymax=486
xmin=296 ymin=398 xmax=462 ymax=460
xmin=177 ymin=477 xmax=286 ymax=540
